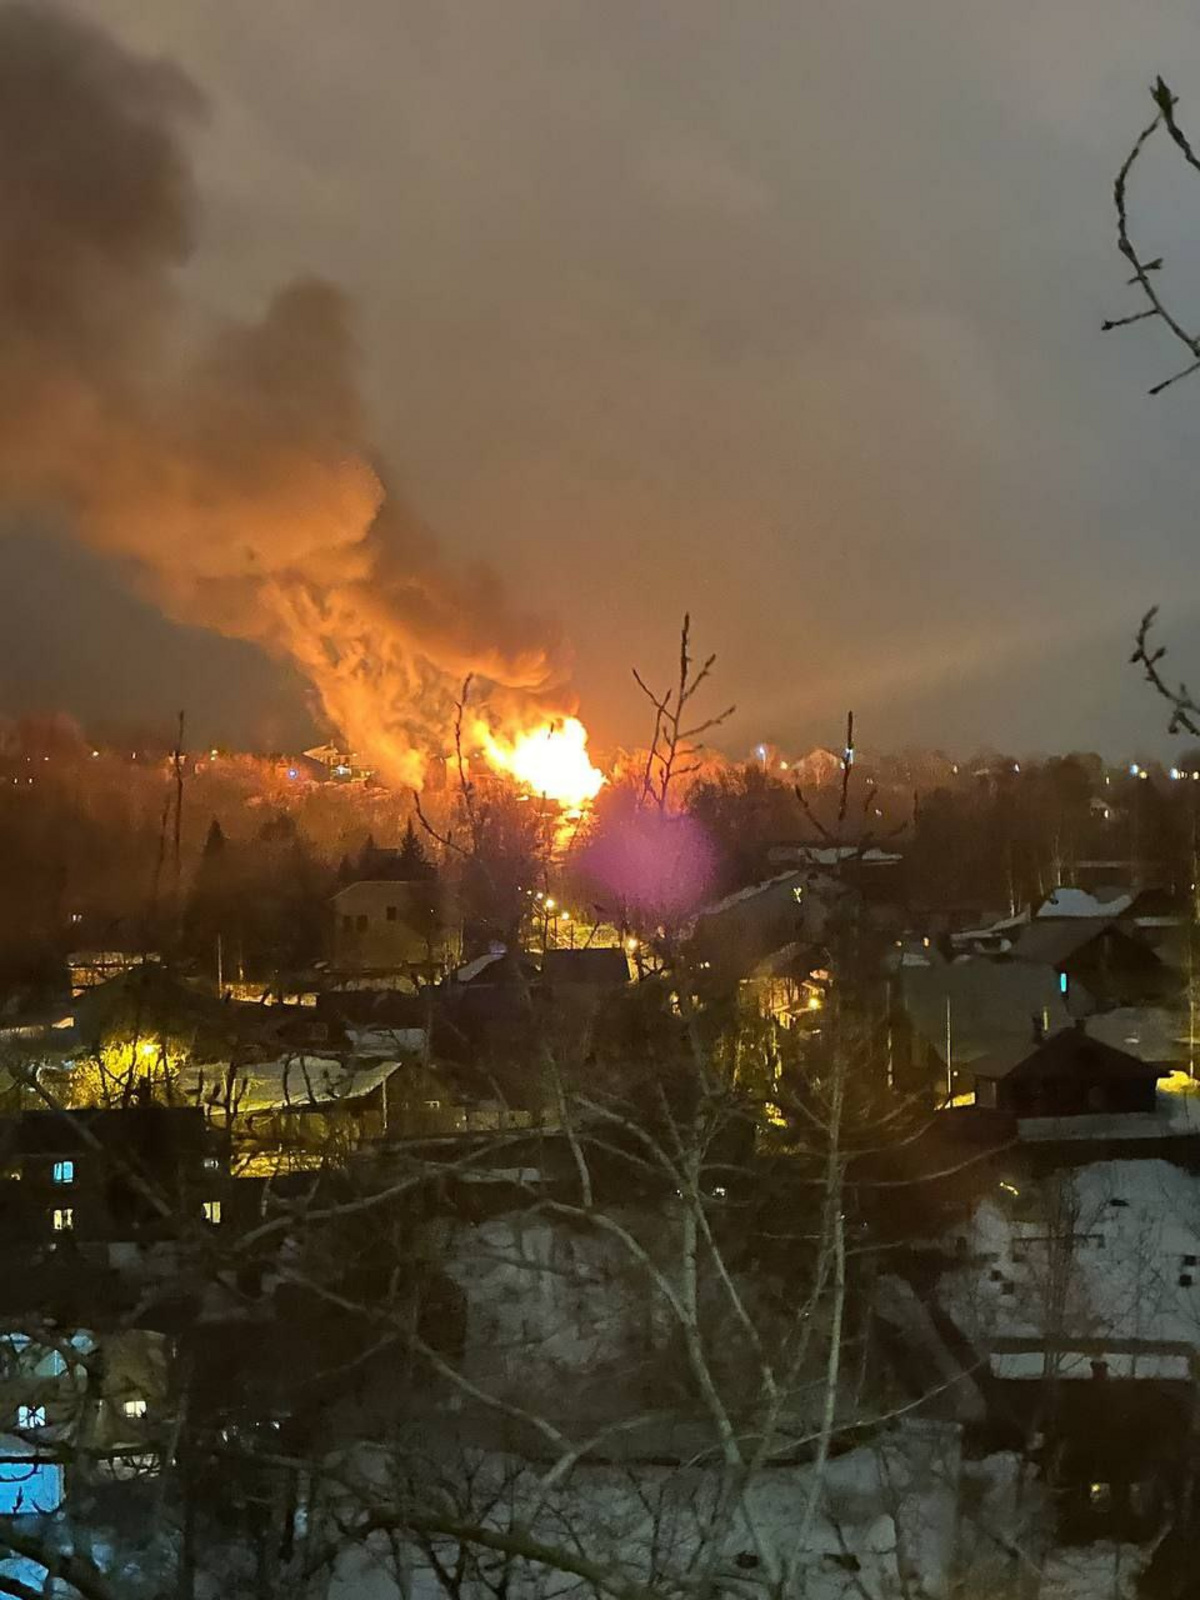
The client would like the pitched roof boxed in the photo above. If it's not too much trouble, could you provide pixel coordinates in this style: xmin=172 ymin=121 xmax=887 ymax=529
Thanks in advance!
xmin=972 ymin=1024 xmax=1163 ymax=1082
xmin=901 ymin=958 xmax=1071 ymax=1068
xmin=1037 ymin=887 xmax=1133 ymax=919
xmin=1009 ymin=918 xmax=1117 ymax=968
xmin=539 ymin=949 xmax=631 ymax=987
xmin=1085 ymin=1007 xmax=1190 ymax=1066
xmin=694 ymin=871 xmax=804 ymax=922
xmin=174 ymin=1054 xmax=402 ymax=1114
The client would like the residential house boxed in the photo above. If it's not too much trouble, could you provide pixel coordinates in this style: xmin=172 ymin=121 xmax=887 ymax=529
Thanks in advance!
xmin=766 ymin=843 xmax=905 ymax=907
xmin=936 ymin=1156 xmax=1200 ymax=1537
xmin=742 ymin=941 xmax=825 ymax=1028
xmin=972 ymin=1024 xmax=1163 ymax=1118
xmin=897 ymin=956 xmax=1072 ymax=1100
xmin=0 ymin=1327 xmax=168 ymax=1515
xmin=331 ymin=879 xmax=459 ymax=976
xmin=175 ymin=1052 xmax=412 ymax=1172
xmin=539 ymin=949 xmax=631 ymax=991
xmin=686 ymin=871 xmax=831 ymax=981
xmin=1009 ymin=917 xmax=1171 ymax=1010
xmin=0 ymin=1104 xmax=228 ymax=1250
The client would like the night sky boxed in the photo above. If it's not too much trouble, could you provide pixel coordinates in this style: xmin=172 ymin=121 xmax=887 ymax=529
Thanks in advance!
xmin=4 ymin=1 xmax=1200 ymax=760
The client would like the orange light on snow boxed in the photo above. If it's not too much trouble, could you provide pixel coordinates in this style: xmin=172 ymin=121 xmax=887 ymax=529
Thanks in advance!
xmin=482 ymin=717 xmax=605 ymax=808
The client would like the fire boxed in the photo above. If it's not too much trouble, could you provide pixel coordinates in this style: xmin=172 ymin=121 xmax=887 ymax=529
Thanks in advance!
xmin=481 ymin=717 xmax=605 ymax=808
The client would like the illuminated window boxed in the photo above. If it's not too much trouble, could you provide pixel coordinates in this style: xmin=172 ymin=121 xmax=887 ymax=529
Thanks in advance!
xmin=202 ymin=1156 xmax=219 ymax=1173
xmin=122 ymin=1397 xmax=147 ymax=1420
xmin=16 ymin=1406 xmax=45 ymax=1430
xmin=202 ymin=1201 xmax=221 ymax=1226
xmin=51 ymin=1161 xmax=73 ymax=1186
xmin=1059 ymin=971 xmax=1069 ymax=996
xmin=51 ymin=1208 xmax=73 ymax=1232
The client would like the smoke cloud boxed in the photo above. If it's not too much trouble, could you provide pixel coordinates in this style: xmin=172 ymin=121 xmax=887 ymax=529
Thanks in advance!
xmin=0 ymin=3 xmax=566 ymax=783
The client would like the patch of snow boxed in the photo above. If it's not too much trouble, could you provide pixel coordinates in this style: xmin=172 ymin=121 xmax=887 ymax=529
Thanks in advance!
xmin=1037 ymin=888 xmax=1132 ymax=920
xmin=939 ymin=1158 xmax=1200 ymax=1361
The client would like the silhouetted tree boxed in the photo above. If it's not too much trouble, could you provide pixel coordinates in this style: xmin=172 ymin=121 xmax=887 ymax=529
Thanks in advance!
xmin=397 ymin=817 xmax=436 ymax=882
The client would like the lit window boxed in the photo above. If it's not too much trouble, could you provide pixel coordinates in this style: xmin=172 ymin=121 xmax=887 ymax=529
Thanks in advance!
xmin=202 ymin=1156 xmax=219 ymax=1173
xmin=16 ymin=1406 xmax=45 ymax=1430
xmin=51 ymin=1208 xmax=73 ymax=1232
xmin=1059 ymin=972 xmax=1069 ymax=996
xmin=52 ymin=1161 xmax=74 ymax=1186
xmin=122 ymin=1397 xmax=147 ymax=1420
xmin=202 ymin=1201 xmax=221 ymax=1226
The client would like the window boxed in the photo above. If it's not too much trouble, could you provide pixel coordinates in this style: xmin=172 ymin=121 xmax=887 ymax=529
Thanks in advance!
xmin=16 ymin=1405 xmax=45 ymax=1430
xmin=51 ymin=1208 xmax=73 ymax=1232
xmin=424 ymin=1100 xmax=442 ymax=1110
xmin=1184 ymin=1254 xmax=1198 ymax=1267
xmin=386 ymin=905 xmax=398 ymax=922
xmin=202 ymin=1156 xmax=219 ymax=1173
xmin=51 ymin=1160 xmax=74 ymax=1186
xmin=1059 ymin=971 xmax=1069 ymax=996
xmin=355 ymin=914 xmax=368 ymax=933
xmin=202 ymin=1200 xmax=221 ymax=1226
xmin=122 ymin=1397 xmax=147 ymax=1420
xmin=1181 ymin=1273 xmax=1194 ymax=1288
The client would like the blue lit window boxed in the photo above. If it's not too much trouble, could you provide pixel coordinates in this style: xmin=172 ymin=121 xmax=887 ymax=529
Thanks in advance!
xmin=51 ymin=1161 xmax=73 ymax=1186
xmin=1059 ymin=972 xmax=1069 ymax=996
xmin=0 ymin=1459 xmax=63 ymax=1515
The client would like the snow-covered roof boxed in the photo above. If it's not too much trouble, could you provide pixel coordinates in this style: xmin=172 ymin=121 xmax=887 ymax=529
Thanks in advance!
xmin=769 ymin=844 xmax=903 ymax=867
xmin=1084 ymin=1007 xmax=1189 ymax=1066
xmin=454 ymin=951 xmax=507 ymax=985
xmin=951 ymin=908 xmax=1031 ymax=945
xmin=750 ymin=939 xmax=816 ymax=979
xmin=939 ymin=1157 xmax=1200 ymax=1369
xmin=1036 ymin=887 xmax=1132 ymax=920
xmin=344 ymin=1025 xmax=426 ymax=1058
xmin=694 ymin=871 xmax=804 ymax=922
xmin=175 ymin=1054 xmax=400 ymax=1114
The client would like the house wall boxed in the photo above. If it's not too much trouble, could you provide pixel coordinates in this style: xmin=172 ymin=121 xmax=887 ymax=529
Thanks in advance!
xmin=996 ymin=1075 xmax=1158 ymax=1118
xmin=332 ymin=881 xmax=459 ymax=973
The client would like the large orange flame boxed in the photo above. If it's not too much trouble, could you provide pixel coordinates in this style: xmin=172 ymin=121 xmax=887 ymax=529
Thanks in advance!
xmin=480 ymin=717 xmax=605 ymax=808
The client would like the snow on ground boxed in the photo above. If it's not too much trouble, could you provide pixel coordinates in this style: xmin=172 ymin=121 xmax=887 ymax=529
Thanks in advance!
xmin=324 ymin=1432 xmax=1134 ymax=1599
xmin=938 ymin=1157 xmax=1200 ymax=1369
xmin=327 ymin=1425 xmax=966 ymax=1600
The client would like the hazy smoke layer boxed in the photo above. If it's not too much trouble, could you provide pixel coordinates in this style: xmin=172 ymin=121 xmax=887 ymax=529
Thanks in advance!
xmin=0 ymin=4 xmax=565 ymax=782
